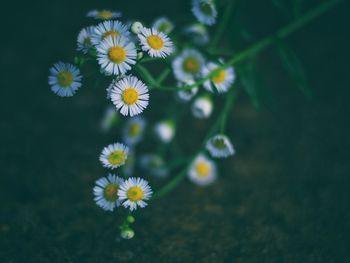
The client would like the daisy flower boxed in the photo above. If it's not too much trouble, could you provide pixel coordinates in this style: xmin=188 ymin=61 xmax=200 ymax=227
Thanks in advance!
xmin=123 ymin=116 xmax=146 ymax=146
xmin=93 ymin=174 xmax=124 ymax=211
xmin=152 ymin=17 xmax=174 ymax=34
xmin=110 ymin=76 xmax=149 ymax=117
xmin=138 ymin=27 xmax=173 ymax=58
xmin=131 ymin=21 xmax=144 ymax=34
xmin=206 ymin=134 xmax=235 ymax=158
xmin=183 ymin=23 xmax=209 ymax=45
xmin=139 ymin=154 xmax=168 ymax=178
xmin=192 ymin=95 xmax=213 ymax=119
xmin=175 ymin=80 xmax=198 ymax=103
xmin=188 ymin=154 xmax=217 ymax=186
xmin=91 ymin=20 xmax=130 ymax=46
xmin=172 ymin=49 xmax=205 ymax=81
xmin=118 ymin=177 xmax=153 ymax=211
xmin=87 ymin=10 xmax=122 ymax=20
xmin=154 ymin=120 xmax=175 ymax=143
xmin=99 ymin=143 xmax=129 ymax=169
xmin=96 ymin=36 xmax=137 ymax=76
xmin=202 ymin=62 xmax=235 ymax=93
xmin=48 ymin=62 xmax=82 ymax=97
xmin=77 ymin=26 xmax=94 ymax=54
xmin=192 ymin=0 xmax=217 ymax=26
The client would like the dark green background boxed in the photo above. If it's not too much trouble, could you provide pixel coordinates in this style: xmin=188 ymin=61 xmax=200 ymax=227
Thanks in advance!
xmin=1 ymin=0 xmax=350 ymax=262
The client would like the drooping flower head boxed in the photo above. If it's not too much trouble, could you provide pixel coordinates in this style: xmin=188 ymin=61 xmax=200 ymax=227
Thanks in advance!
xmin=99 ymin=142 xmax=129 ymax=169
xmin=188 ymin=154 xmax=217 ymax=186
xmin=206 ymin=134 xmax=235 ymax=158
xmin=97 ymin=36 xmax=137 ymax=76
xmin=175 ymin=79 xmax=198 ymax=103
xmin=123 ymin=116 xmax=146 ymax=146
xmin=93 ymin=174 xmax=124 ymax=211
xmin=183 ymin=23 xmax=209 ymax=45
xmin=202 ymin=62 xmax=235 ymax=93
xmin=172 ymin=49 xmax=205 ymax=81
xmin=91 ymin=20 xmax=130 ymax=45
xmin=192 ymin=0 xmax=217 ymax=26
xmin=49 ymin=62 xmax=82 ymax=97
xmin=110 ymin=76 xmax=149 ymax=117
xmin=118 ymin=177 xmax=153 ymax=211
xmin=139 ymin=154 xmax=169 ymax=178
xmin=192 ymin=95 xmax=213 ymax=119
xmin=152 ymin=17 xmax=174 ymax=34
xmin=87 ymin=10 xmax=122 ymax=20
xmin=154 ymin=120 xmax=175 ymax=143
xmin=138 ymin=27 xmax=173 ymax=58
xmin=100 ymin=105 xmax=120 ymax=132
xmin=77 ymin=26 xmax=95 ymax=54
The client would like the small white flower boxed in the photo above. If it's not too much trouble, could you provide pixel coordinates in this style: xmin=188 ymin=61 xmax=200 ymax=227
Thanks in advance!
xmin=152 ymin=17 xmax=174 ymax=34
xmin=93 ymin=174 xmax=124 ymax=211
xmin=110 ymin=76 xmax=149 ymax=117
xmin=48 ymin=62 xmax=82 ymax=97
xmin=77 ymin=26 xmax=95 ymax=54
xmin=188 ymin=154 xmax=217 ymax=186
xmin=138 ymin=27 xmax=173 ymax=58
xmin=183 ymin=23 xmax=209 ymax=45
xmin=192 ymin=95 xmax=213 ymax=119
xmin=139 ymin=154 xmax=168 ymax=178
xmin=154 ymin=120 xmax=175 ymax=143
xmin=91 ymin=20 xmax=130 ymax=46
xmin=131 ymin=21 xmax=144 ymax=34
xmin=87 ymin=10 xmax=122 ymax=20
xmin=96 ymin=36 xmax=137 ymax=76
xmin=206 ymin=134 xmax=235 ymax=158
xmin=118 ymin=177 xmax=153 ymax=211
xmin=123 ymin=116 xmax=146 ymax=146
xmin=121 ymin=228 xmax=135 ymax=239
xmin=192 ymin=0 xmax=217 ymax=26
xmin=99 ymin=143 xmax=129 ymax=169
xmin=175 ymin=80 xmax=198 ymax=103
xmin=172 ymin=49 xmax=205 ymax=81
xmin=202 ymin=62 xmax=235 ymax=93
xmin=100 ymin=105 xmax=119 ymax=132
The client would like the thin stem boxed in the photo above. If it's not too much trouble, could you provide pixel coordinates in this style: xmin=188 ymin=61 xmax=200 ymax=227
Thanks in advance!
xmin=156 ymin=68 xmax=171 ymax=86
xmin=134 ymin=64 xmax=157 ymax=86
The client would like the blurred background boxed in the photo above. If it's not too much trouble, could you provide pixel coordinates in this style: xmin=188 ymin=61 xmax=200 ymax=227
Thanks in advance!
xmin=1 ymin=0 xmax=350 ymax=262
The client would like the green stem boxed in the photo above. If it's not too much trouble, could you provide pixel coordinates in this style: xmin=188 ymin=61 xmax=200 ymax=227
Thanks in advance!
xmin=156 ymin=68 xmax=171 ymax=86
xmin=134 ymin=64 xmax=157 ymax=86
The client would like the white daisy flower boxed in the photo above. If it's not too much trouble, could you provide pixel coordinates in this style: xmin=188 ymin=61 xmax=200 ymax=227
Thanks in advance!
xmin=99 ymin=142 xmax=129 ymax=169
xmin=130 ymin=21 xmax=144 ymax=34
xmin=152 ymin=17 xmax=174 ymax=34
xmin=123 ymin=116 xmax=146 ymax=146
xmin=202 ymin=62 xmax=235 ymax=93
xmin=139 ymin=154 xmax=168 ymax=178
xmin=91 ymin=20 xmax=130 ymax=46
xmin=96 ymin=36 xmax=137 ymax=76
xmin=206 ymin=134 xmax=235 ymax=158
xmin=154 ymin=120 xmax=175 ymax=143
xmin=87 ymin=10 xmax=122 ymax=20
xmin=77 ymin=26 xmax=94 ymax=54
xmin=192 ymin=0 xmax=217 ymax=26
xmin=110 ymin=76 xmax=149 ymax=117
xmin=192 ymin=95 xmax=213 ymax=119
xmin=100 ymin=105 xmax=119 ymax=132
xmin=118 ymin=177 xmax=153 ymax=211
xmin=175 ymin=80 xmax=198 ymax=103
xmin=188 ymin=154 xmax=217 ymax=186
xmin=172 ymin=49 xmax=205 ymax=81
xmin=183 ymin=23 xmax=209 ymax=45
xmin=138 ymin=27 xmax=173 ymax=58
xmin=48 ymin=62 xmax=82 ymax=97
xmin=93 ymin=174 xmax=124 ymax=211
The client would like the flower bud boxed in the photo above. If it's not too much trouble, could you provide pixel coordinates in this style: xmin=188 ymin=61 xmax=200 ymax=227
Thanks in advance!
xmin=131 ymin=21 xmax=143 ymax=34
xmin=192 ymin=95 xmax=213 ymax=119
xmin=121 ymin=228 xmax=135 ymax=239
xmin=126 ymin=215 xmax=135 ymax=224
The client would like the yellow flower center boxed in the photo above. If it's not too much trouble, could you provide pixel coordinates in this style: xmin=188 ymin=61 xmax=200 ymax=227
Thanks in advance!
xmin=200 ymin=3 xmax=213 ymax=15
xmin=108 ymin=150 xmax=126 ymax=165
xmin=183 ymin=57 xmax=200 ymax=73
xmin=98 ymin=11 xmax=113 ymax=20
xmin=211 ymin=70 xmax=226 ymax=84
xmin=103 ymin=183 xmax=119 ymax=201
xmin=196 ymin=161 xmax=210 ymax=177
xmin=122 ymin=88 xmax=139 ymax=105
xmin=102 ymin=30 xmax=120 ymax=40
xmin=147 ymin=35 xmax=164 ymax=50
xmin=128 ymin=123 xmax=141 ymax=137
xmin=108 ymin=46 xmax=126 ymax=63
xmin=213 ymin=138 xmax=226 ymax=149
xmin=57 ymin=70 xmax=73 ymax=87
xmin=127 ymin=186 xmax=144 ymax=201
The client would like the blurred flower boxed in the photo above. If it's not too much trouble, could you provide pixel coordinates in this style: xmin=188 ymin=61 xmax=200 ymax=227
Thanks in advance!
xmin=87 ymin=10 xmax=122 ymax=20
xmin=154 ymin=120 xmax=175 ymax=143
xmin=123 ymin=150 xmax=136 ymax=176
xmin=152 ymin=17 xmax=174 ymax=34
xmin=93 ymin=174 xmax=124 ymax=211
xmin=192 ymin=95 xmax=213 ymax=119
xmin=97 ymin=36 xmax=136 ymax=76
xmin=206 ymin=134 xmax=235 ymax=158
xmin=183 ymin=23 xmax=209 ymax=45
xmin=121 ymin=228 xmax=135 ymax=239
xmin=77 ymin=26 xmax=94 ymax=54
xmin=140 ymin=154 xmax=169 ymax=178
xmin=131 ymin=21 xmax=144 ymax=34
xmin=202 ymin=62 xmax=235 ymax=93
xmin=49 ymin=62 xmax=82 ymax=97
xmin=123 ymin=116 xmax=146 ymax=146
xmin=99 ymin=143 xmax=129 ymax=169
xmin=192 ymin=0 xmax=217 ymax=26
xmin=118 ymin=177 xmax=153 ymax=211
xmin=188 ymin=154 xmax=217 ymax=186
xmin=100 ymin=105 xmax=119 ymax=132
xmin=91 ymin=20 xmax=130 ymax=46
xmin=172 ymin=49 xmax=205 ymax=81
xmin=175 ymin=79 xmax=198 ymax=103
xmin=138 ymin=27 xmax=173 ymax=58
xmin=110 ymin=76 xmax=149 ymax=116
